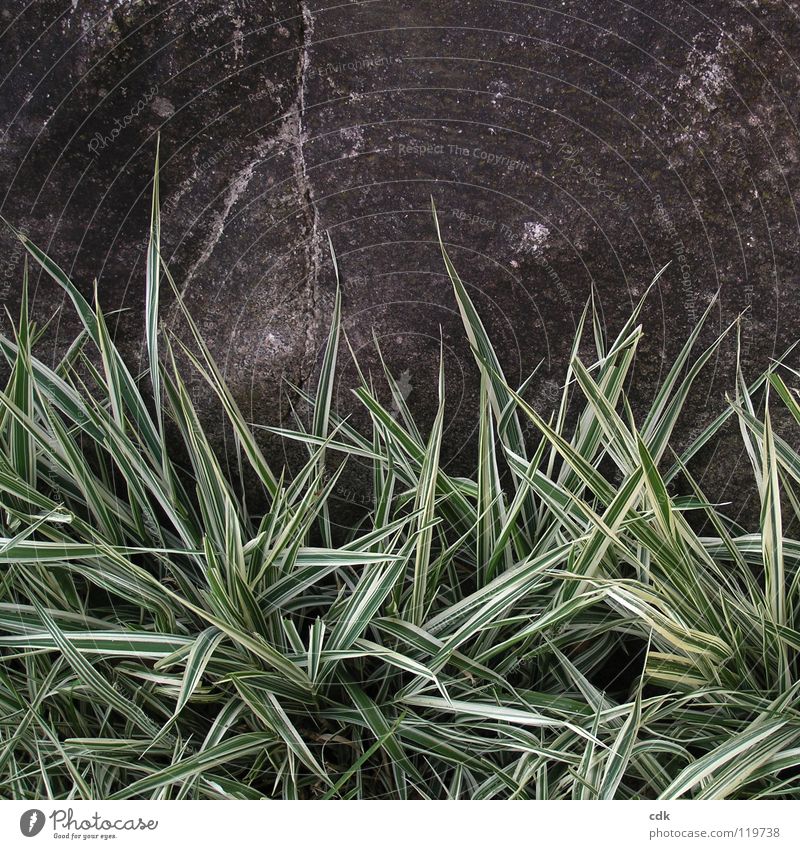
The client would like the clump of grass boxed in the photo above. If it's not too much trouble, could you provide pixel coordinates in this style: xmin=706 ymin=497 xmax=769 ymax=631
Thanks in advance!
xmin=1 ymin=156 xmax=800 ymax=800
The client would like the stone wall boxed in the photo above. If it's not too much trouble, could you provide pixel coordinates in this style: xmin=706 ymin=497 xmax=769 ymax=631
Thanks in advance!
xmin=2 ymin=0 xmax=799 ymax=521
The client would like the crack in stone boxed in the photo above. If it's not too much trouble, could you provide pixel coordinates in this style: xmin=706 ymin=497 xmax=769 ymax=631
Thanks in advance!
xmin=171 ymin=2 xmax=322 ymax=381
xmin=295 ymin=0 xmax=323 ymax=387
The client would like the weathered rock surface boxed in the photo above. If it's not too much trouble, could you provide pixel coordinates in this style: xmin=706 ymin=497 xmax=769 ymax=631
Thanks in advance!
xmin=2 ymin=0 xmax=800 ymax=521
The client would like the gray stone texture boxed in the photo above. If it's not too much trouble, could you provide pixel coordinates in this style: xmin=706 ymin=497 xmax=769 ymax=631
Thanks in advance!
xmin=2 ymin=0 xmax=799 ymax=521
